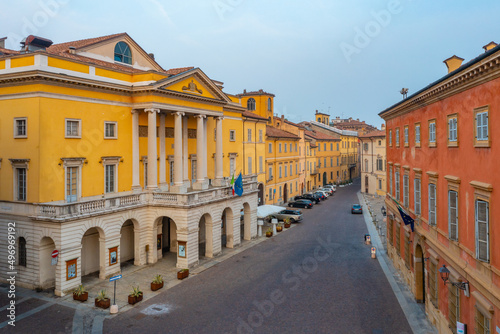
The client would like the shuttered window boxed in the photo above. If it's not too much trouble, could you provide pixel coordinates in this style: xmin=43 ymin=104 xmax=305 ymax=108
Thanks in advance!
xmin=448 ymin=285 xmax=459 ymax=334
xmin=389 ymin=167 xmax=393 ymax=196
xmin=66 ymin=167 xmax=78 ymax=203
xmin=403 ymin=175 xmax=409 ymax=208
xmin=415 ymin=125 xmax=420 ymax=144
xmin=448 ymin=118 xmax=458 ymax=142
xmin=429 ymin=122 xmax=436 ymax=143
xmin=429 ymin=184 xmax=436 ymax=226
xmin=476 ymin=111 xmax=488 ymax=141
xmin=476 ymin=200 xmax=489 ymax=262
xmin=429 ymin=261 xmax=438 ymax=307
xmin=449 ymin=191 xmax=458 ymax=241
xmin=475 ymin=305 xmax=490 ymax=334
xmin=395 ymin=171 xmax=400 ymax=200
xmin=414 ymin=179 xmax=421 ymax=215
xmin=388 ymin=219 xmax=393 ymax=245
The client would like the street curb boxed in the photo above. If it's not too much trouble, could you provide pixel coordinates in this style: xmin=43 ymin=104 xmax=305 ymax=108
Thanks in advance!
xmin=358 ymin=192 xmax=437 ymax=334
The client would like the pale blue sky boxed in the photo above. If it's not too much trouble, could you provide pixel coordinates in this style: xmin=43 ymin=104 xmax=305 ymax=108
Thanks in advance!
xmin=2 ymin=0 xmax=499 ymax=128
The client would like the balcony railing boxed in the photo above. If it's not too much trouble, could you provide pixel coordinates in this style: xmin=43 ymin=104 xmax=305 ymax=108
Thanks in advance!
xmin=1 ymin=176 xmax=258 ymax=222
xmin=310 ymin=168 xmax=318 ymax=175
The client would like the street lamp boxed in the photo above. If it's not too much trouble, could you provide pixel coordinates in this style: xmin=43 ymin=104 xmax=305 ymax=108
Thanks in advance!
xmin=438 ymin=265 xmax=470 ymax=296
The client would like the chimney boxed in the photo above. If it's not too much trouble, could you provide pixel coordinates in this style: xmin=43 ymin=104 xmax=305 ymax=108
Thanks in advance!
xmin=483 ymin=41 xmax=498 ymax=52
xmin=316 ymin=110 xmax=318 ymax=114
xmin=69 ymin=46 xmax=76 ymax=54
xmin=148 ymin=53 xmax=155 ymax=60
xmin=443 ymin=55 xmax=464 ymax=73
xmin=0 ymin=37 xmax=6 ymax=49
xmin=243 ymin=89 xmax=247 ymax=93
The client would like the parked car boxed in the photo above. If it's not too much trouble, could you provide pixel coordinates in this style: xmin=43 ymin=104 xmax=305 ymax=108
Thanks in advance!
xmin=288 ymin=199 xmax=314 ymax=209
xmin=271 ymin=209 xmax=303 ymax=223
xmin=313 ymin=192 xmax=326 ymax=201
xmin=295 ymin=194 xmax=320 ymax=204
xmin=319 ymin=187 xmax=334 ymax=195
xmin=315 ymin=190 xmax=330 ymax=198
xmin=324 ymin=184 xmax=337 ymax=192
xmin=351 ymin=204 xmax=363 ymax=214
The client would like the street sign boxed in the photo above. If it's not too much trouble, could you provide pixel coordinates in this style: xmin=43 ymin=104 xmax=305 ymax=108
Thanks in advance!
xmin=109 ymin=274 xmax=122 ymax=282
xmin=51 ymin=257 xmax=58 ymax=266
xmin=371 ymin=247 xmax=376 ymax=254
xmin=51 ymin=250 xmax=59 ymax=258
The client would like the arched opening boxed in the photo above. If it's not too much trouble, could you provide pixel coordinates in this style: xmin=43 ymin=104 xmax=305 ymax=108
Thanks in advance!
xmin=323 ymin=172 xmax=327 ymax=186
xmin=222 ymin=208 xmax=234 ymax=249
xmin=258 ymin=183 xmax=264 ymax=206
xmin=120 ymin=220 xmax=136 ymax=269
xmin=198 ymin=213 xmax=215 ymax=258
xmin=154 ymin=216 xmax=178 ymax=266
xmin=415 ymin=244 xmax=425 ymax=303
xmin=242 ymin=202 xmax=251 ymax=242
xmin=283 ymin=183 xmax=288 ymax=203
xmin=39 ymin=237 xmax=56 ymax=290
xmin=81 ymin=227 xmax=103 ymax=278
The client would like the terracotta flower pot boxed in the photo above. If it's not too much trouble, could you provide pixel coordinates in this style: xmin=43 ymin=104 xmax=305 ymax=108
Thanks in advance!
xmin=95 ymin=298 xmax=110 ymax=309
xmin=284 ymin=223 xmax=291 ymax=228
xmin=128 ymin=294 xmax=143 ymax=305
xmin=276 ymin=226 xmax=283 ymax=232
xmin=151 ymin=281 xmax=164 ymax=291
xmin=177 ymin=270 xmax=189 ymax=280
xmin=73 ymin=292 xmax=88 ymax=302
xmin=266 ymin=232 xmax=272 ymax=238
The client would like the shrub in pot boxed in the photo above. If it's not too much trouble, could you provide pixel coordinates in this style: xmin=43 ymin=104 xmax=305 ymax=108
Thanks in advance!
xmin=151 ymin=274 xmax=164 ymax=291
xmin=128 ymin=285 xmax=143 ymax=305
xmin=73 ymin=284 xmax=88 ymax=302
xmin=95 ymin=289 xmax=110 ymax=309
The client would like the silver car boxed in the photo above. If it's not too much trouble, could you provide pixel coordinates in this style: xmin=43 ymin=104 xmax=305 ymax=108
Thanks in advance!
xmin=271 ymin=209 xmax=303 ymax=223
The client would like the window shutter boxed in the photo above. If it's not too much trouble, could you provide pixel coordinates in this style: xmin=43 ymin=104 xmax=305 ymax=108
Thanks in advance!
xmin=449 ymin=191 xmax=458 ymax=240
xmin=476 ymin=200 xmax=489 ymax=261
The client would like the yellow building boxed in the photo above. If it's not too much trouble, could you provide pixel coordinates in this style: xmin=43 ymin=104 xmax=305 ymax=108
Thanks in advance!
xmin=0 ymin=33 xmax=258 ymax=295
xmin=305 ymin=130 xmax=341 ymax=187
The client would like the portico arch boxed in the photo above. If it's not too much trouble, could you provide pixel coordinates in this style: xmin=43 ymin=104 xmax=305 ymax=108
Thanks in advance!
xmin=242 ymin=202 xmax=251 ymax=241
xmin=221 ymin=207 xmax=234 ymax=249
xmin=81 ymin=227 xmax=105 ymax=277
xmin=415 ymin=243 xmax=425 ymax=303
xmin=39 ymin=237 xmax=56 ymax=290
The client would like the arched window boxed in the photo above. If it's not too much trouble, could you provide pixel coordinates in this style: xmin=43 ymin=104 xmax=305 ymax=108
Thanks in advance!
xmin=19 ymin=237 xmax=26 ymax=266
xmin=318 ymin=117 xmax=321 ymax=122
xmin=114 ymin=42 xmax=132 ymax=64
xmin=247 ymin=98 xmax=256 ymax=111
xmin=268 ymin=98 xmax=272 ymax=111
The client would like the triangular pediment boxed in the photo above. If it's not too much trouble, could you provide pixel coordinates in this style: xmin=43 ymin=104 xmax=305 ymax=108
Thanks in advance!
xmin=154 ymin=68 xmax=232 ymax=103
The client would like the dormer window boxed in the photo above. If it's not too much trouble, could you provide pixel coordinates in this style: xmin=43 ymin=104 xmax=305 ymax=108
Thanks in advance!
xmin=114 ymin=41 xmax=132 ymax=64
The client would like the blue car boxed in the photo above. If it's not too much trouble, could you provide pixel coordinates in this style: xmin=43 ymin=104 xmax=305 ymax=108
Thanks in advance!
xmin=351 ymin=204 xmax=363 ymax=214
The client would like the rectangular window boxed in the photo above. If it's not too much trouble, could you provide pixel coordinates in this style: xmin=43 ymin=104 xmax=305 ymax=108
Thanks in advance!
xmin=268 ymin=143 xmax=272 ymax=153
xmin=448 ymin=285 xmax=459 ymax=333
xmin=248 ymin=157 xmax=252 ymax=174
xmin=404 ymin=126 xmax=409 ymax=147
xmin=105 ymin=164 xmax=116 ymax=193
xmin=65 ymin=119 xmax=81 ymax=138
xmin=268 ymin=165 xmax=273 ymax=180
xmin=259 ymin=156 xmax=263 ymax=173
xmin=389 ymin=166 xmax=393 ymax=196
xmin=229 ymin=130 xmax=236 ymax=141
xmin=284 ymin=164 xmax=288 ymax=177
xmin=247 ymin=128 xmax=252 ymax=142
xmin=395 ymin=128 xmax=400 ymax=147
xmin=66 ymin=166 xmax=78 ymax=203
xmin=290 ymin=143 xmax=293 ymax=152
xmin=475 ymin=106 xmax=489 ymax=147
xmin=429 ymin=260 xmax=438 ymax=307
xmin=377 ymin=159 xmax=383 ymax=171
xmin=259 ymin=129 xmax=263 ymax=142
xmin=389 ymin=130 xmax=392 ymax=146
xmin=476 ymin=200 xmax=489 ymax=262
xmin=414 ymin=178 xmax=421 ymax=215
xmin=269 ymin=188 xmax=273 ymax=200
xmin=336 ymin=143 xmax=339 ymax=151
xmin=279 ymin=166 xmax=282 ymax=178
xmin=14 ymin=118 xmax=27 ymax=138
xmin=415 ymin=124 xmax=421 ymax=146
xmin=448 ymin=115 xmax=458 ymax=146
xmin=395 ymin=171 xmax=400 ymax=200
xmin=323 ymin=143 xmax=326 ymax=151
xmin=279 ymin=143 xmax=282 ymax=153
xmin=403 ymin=174 xmax=409 ymax=207
xmin=449 ymin=190 xmax=458 ymax=241
xmin=230 ymin=158 xmax=235 ymax=176
xmin=429 ymin=183 xmax=436 ymax=226
xmin=16 ymin=168 xmax=27 ymax=201
xmin=295 ymin=163 xmax=298 ymax=175
xmin=290 ymin=164 xmax=293 ymax=176
xmin=104 ymin=121 xmax=117 ymax=139
xmin=284 ymin=143 xmax=287 ymax=153
xmin=475 ymin=305 xmax=491 ymax=334
xmin=429 ymin=120 xmax=436 ymax=147
xmin=379 ymin=179 xmax=382 ymax=190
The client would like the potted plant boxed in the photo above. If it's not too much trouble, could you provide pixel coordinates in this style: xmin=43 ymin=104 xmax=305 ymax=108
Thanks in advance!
xmin=177 ymin=269 xmax=189 ymax=280
xmin=276 ymin=223 xmax=283 ymax=232
xmin=128 ymin=285 xmax=143 ymax=305
xmin=73 ymin=284 xmax=88 ymax=302
xmin=151 ymin=274 xmax=164 ymax=291
xmin=95 ymin=289 xmax=110 ymax=309
xmin=265 ymin=228 xmax=273 ymax=237
xmin=284 ymin=218 xmax=291 ymax=228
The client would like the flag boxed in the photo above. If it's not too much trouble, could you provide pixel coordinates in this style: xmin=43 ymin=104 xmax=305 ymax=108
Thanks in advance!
xmin=393 ymin=199 xmax=414 ymax=232
xmin=230 ymin=173 xmax=235 ymax=196
xmin=234 ymin=172 xmax=244 ymax=197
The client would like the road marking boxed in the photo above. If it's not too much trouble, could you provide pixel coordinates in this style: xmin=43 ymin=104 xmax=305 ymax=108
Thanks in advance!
xmin=0 ymin=302 xmax=54 ymax=329
xmin=72 ymin=305 xmax=85 ymax=334
xmin=91 ymin=314 xmax=105 ymax=334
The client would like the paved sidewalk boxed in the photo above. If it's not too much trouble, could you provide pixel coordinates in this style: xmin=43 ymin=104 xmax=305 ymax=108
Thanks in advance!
xmin=358 ymin=191 xmax=437 ymax=334
xmin=361 ymin=192 xmax=387 ymax=250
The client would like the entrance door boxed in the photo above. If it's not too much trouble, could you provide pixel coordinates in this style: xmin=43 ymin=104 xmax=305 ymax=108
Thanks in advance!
xmin=283 ymin=183 xmax=288 ymax=203
xmin=365 ymin=176 xmax=369 ymax=193
xmin=162 ymin=217 xmax=171 ymax=254
xmin=323 ymin=172 xmax=327 ymax=186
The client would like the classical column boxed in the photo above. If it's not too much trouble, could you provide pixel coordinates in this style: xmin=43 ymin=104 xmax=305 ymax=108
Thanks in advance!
xmin=170 ymin=112 xmax=187 ymax=193
xmin=212 ymin=116 xmax=224 ymax=187
xmin=159 ymin=112 xmax=167 ymax=190
xmin=203 ymin=117 xmax=208 ymax=179
xmin=131 ymin=110 xmax=141 ymax=191
xmin=183 ymin=115 xmax=190 ymax=187
xmin=146 ymin=109 xmax=159 ymax=190
xmin=193 ymin=115 xmax=208 ymax=190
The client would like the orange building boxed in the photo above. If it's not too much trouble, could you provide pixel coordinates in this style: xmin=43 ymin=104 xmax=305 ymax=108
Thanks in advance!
xmin=380 ymin=42 xmax=500 ymax=333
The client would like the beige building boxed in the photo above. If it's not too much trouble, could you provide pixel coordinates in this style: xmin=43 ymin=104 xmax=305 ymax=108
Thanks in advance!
xmin=359 ymin=130 xmax=386 ymax=196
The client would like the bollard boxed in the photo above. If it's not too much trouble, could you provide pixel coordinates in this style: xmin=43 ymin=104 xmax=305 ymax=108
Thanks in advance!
xmin=365 ymin=234 xmax=371 ymax=245
xmin=110 ymin=304 xmax=118 ymax=314
xmin=371 ymin=247 xmax=376 ymax=259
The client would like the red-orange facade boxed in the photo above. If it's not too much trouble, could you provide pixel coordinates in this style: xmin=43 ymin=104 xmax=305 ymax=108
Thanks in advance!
xmin=380 ymin=43 xmax=500 ymax=333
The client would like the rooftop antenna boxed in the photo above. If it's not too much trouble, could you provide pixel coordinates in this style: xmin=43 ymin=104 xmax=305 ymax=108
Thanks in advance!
xmin=400 ymin=88 xmax=409 ymax=99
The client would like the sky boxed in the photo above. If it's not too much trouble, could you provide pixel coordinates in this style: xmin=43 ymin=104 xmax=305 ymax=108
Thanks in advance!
xmin=2 ymin=0 xmax=500 ymax=128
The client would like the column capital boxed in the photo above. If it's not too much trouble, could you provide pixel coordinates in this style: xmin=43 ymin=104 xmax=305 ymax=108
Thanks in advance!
xmin=131 ymin=109 xmax=141 ymax=114
xmin=174 ymin=111 xmax=185 ymax=117
xmin=195 ymin=114 xmax=206 ymax=119
xmin=215 ymin=116 xmax=224 ymax=121
xmin=145 ymin=108 xmax=160 ymax=114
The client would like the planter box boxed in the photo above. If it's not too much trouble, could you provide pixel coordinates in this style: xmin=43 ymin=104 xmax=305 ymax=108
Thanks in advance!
xmin=73 ymin=292 xmax=88 ymax=302
xmin=265 ymin=232 xmax=272 ymax=238
xmin=151 ymin=281 xmax=164 ymax=291
xmin=276 ymin=226 xmax=283 ymax=232
xmin=177 ymin=270 xmax=189 ymax=280
xmin=128 ymin=294 xmax=143 ymax=305
xmin=95 ymin=298 xmax=110 ymax=309
xmin=284 ymin=223 xmax=291 ymax=228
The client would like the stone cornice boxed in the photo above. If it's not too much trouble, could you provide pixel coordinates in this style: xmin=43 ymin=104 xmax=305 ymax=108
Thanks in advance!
xmin=380 ymin=51 xmax=500 ymax=120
